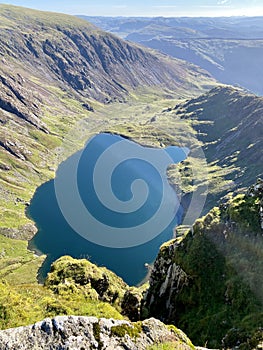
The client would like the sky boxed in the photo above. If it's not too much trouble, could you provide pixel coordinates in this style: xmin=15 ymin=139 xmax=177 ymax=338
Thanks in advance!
xmin=1 ymin=0 xmax=263 ymax=17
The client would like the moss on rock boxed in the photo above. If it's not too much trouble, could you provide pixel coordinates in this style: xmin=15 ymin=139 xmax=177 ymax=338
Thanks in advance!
xmin=111 ymin=321 xmax=142 ymax=339
xmin=45 ymin=256 xmax=128 ymax=308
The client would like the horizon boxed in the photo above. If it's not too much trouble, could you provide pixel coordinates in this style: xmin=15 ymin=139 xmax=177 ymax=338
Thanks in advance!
xmin=1 ymin=0 xmax=263 ymax=17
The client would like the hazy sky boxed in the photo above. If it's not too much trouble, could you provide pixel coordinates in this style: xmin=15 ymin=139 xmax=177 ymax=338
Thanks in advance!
xmin=1 ymin=0 xmax=263 ymax=17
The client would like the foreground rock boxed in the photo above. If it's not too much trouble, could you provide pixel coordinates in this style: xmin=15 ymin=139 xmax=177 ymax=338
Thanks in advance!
xmin=0 ymin=316 xmax=194 ymax=350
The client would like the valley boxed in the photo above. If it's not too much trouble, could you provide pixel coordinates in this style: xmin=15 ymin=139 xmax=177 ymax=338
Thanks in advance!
xmin=0 ymin=4 xmax=262 ymax=350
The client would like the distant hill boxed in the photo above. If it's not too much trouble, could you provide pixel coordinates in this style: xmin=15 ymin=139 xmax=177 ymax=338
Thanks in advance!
xmin=82 ymin=16 xmax=263 ymax=95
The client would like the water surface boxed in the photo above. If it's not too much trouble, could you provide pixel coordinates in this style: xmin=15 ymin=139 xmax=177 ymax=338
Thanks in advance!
xmin=29 ymin=133 xmax=187 ymax=285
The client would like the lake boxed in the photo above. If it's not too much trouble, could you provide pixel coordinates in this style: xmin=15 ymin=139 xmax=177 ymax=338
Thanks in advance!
xmin=28 ymin=133 xmax=188 ymax=285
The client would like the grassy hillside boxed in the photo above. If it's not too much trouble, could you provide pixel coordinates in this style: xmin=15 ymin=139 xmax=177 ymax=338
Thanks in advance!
xmin=0 ymin=256 xmax=127 ymax=329
xmin=173 ymin=86 xmax=263 ymax=190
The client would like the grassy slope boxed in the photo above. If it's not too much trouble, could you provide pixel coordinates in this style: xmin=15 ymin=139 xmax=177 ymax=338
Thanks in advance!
xmin=173 ymin=86 xmax=263 ymax=190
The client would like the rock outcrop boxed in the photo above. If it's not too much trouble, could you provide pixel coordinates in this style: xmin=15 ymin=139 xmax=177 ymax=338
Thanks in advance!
xmin=142 ymin=180 xmax=263 ymax=348
xmin=248 ymin=178 xmax=263 ymax=229
xmin=0 ymin=316 xmax=194 ymax=350
xmin=121 ymin=287 xmax=145 ymax=322
xmin=45 ymin=256 xmax=128 ymax=308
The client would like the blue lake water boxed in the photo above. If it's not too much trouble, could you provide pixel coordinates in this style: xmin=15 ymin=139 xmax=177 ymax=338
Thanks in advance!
xmin=28 ymin=133 xmax=188 ymax=285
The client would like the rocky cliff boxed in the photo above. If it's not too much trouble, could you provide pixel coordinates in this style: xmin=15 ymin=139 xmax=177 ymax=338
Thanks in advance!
xmin=142 ymin=179 xmax=263 ymax=348
xmin=0 ymin=4 xmax=214 ymax=161
xmin=0 ymin=4 xmax=214 ymax=108
xmin=0 ymin=315 xmax=194 ymax=350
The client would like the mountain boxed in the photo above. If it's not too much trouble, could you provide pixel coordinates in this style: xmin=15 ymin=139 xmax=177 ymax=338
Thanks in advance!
xmin=83 ymin=16 xmax=263 ymax=95
xmin=0 ymin=5 xmax=214 ymax=105
xmin=1 ymin=5 xmax=263 ymax=349
xmin=0 ymin=4 xmax=216 ymax=238
xmin=79 ymin=17 xmax=263 ymax=40
xmin=147 ymin=85 xmax=263 ymax=214
xmin=142 ymin=179 xmax=263 ymax=348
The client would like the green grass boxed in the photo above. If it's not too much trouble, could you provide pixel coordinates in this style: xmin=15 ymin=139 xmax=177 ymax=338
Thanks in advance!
xmin=0 ymin=235 xmax=44 ymax=284
xmin=0 ymin=4 xmax=96 ymax=30
xmin=111 ymin=322 xmax=142 ymax=338
xmin=0 ymin=280 xmax=124 ymax=330
xmin=0 ymin=255 xmax=131 ymax=330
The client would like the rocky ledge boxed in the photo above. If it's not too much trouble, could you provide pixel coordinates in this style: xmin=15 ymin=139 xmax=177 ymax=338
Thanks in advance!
xmin=0 ymin=316 xmax=194 ymax=350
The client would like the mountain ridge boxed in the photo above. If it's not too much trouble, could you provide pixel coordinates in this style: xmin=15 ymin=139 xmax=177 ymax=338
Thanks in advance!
xmin=173 ymin=86 xmax=263 ymax=190
xmin=0 ymin=4 xmax=215 ymax=105
xmin=84 ymin=16 xmax=263 ymax=95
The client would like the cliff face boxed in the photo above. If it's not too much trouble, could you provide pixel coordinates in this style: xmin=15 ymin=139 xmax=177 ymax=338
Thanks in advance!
xmin=0 ymin=4 xmax=214 ymax=161
xmin=0 ymin=4 xmax=215 ymax=108
xmin=0 ymin=315 xmax=194 ymax=350
xmin=143 ymin=179 xmax=263 ymax=349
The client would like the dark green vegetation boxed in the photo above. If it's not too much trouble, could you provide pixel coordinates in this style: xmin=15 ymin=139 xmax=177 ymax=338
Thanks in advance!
xmin=143 ymin=181 xmax=263 ymax=348
xmin=83 ymin=16 xmax=263 ymax=95
xmin=0 ymin=256 xmax=127 ymax=329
